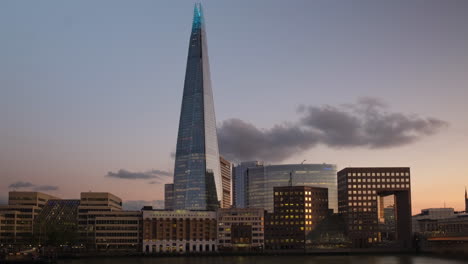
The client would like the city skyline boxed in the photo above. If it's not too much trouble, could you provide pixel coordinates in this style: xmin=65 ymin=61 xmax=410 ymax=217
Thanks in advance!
xmin=1 ymin=1 xmax=468 ymax=213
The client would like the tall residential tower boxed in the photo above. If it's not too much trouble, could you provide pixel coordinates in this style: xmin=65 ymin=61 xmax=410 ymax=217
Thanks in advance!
xmin=172 ymin=3 xmax=222 ymax=211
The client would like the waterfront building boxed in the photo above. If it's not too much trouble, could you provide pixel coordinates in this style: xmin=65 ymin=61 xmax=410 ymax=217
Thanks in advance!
xmin=77 ymin=192 xmax=122 ymax=246
xmin=33 ymin=199 xmax=80 ymax=245
xmin=93 ymin=210 xmax=142 ymax=251
xmin=337 ymin=167 xmax=412 ymax=248
xmin=172 ymin=3 xmax=222 ymax=211
xmin=265 ymin=186 xmax=329 ymax=250
xmin=247 ymin=163 xmax=337 ymax=212
xmin=216 ymin=208 xmax=264 ymax=251
xmin=0 ymin=191 xmax=59 ymax=244
xmin=412 ymin=208 xmax=455 ymax=234
xmin=232 ymin=161 xmax=263 ymax=208
xmin=220 ymin=156 xmax=232 ymax=208
xmin=164 ymin=184 xmax=174 ymax=210
xmin=142 ymin=209 xmax=217 ymax=254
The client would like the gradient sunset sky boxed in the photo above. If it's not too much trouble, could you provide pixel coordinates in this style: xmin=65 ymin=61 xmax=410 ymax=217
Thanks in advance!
xmin=1 ymin=0 xmax=467 ymax=213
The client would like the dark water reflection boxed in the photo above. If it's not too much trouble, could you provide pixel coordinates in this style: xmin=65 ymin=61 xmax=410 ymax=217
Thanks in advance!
xmin=57 ymin=255 xmax=467 ymax=264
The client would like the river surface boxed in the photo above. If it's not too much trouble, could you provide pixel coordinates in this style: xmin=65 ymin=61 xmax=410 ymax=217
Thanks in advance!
xmin=57 ymin=255 xmax=467 ymax=264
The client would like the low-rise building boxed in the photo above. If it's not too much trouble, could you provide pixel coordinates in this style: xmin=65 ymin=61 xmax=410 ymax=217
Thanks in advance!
xmin=0 ymin=192 xmax=59 ymax=245
xmin=217 ymin=208 xmax=264 ymax=251
xmin=142 ymin=209 xmax=217 ymax=254
xmin=94 ymin=211 xmax=142 ymax=252
xmin=412 ymin=208 xmax=455 ymax=234
xmin=78 ymin=192 xmax=122 ymax=247
xmin=265 ymin=186 xmax=329 ymax=250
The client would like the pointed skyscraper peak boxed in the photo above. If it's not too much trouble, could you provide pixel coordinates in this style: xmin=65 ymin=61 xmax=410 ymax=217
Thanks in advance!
xmin=172 ymin=4 xmax=221 ymax=211
xmin=192 ymin=3 xmax=203 ymax=29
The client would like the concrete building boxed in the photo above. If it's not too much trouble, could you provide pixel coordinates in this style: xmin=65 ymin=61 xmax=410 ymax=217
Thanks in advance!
xmin=233 ymin=161 xmax=263 ymax=208
xmin=164 ymin=184 xmax=174 ymax=210
xmin=265 ymin=186 xmax=329 ymax=250
xmin=78 ymin=192 xmax=122 ymax=247
xmin=220 ymin=156 xmax=232 ymax=208
xmin=337 ymin=167 xmax=412 ymax=248
xmin=94 ymin=211 xmax=142 ymax=251
xmin=0 ymin=192 xmax=59 ymax=244
xmin=412 ymin=208 xmax=455 ymax=234
xmin=247 ymin=163 xmax=337 ymax=213
xmin=142 ymin=209 xmax=217 ymax=254
xmin=217 ymin=208 xmax=264 ymax=251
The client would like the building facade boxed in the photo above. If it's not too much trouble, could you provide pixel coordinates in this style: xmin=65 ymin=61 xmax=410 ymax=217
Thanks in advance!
xmin=247 ymin=164 xmax=337 ymax=213
xmin=172 ymin=3 xmax=222 ymax=211
xmin=220 ymin=156 xmax=232 ymax=208
xmin=164 ymin=184 xmax=174 ymax=210
xmin=77 ymin=192 xmax=122 ymax=247
xmin=337 ymin=167 xmax=412 ymax=248
xmin=142 ymin=209 xmax=217 ymax=254
xmin=93 ymin=211 xmax=142 ymax=251
xmin=0 ymin=192 xmax=59 ymax=244
xmin=265 ymin=186 xmax=329 ymax=250
xmin=33 ymin=199 xmax=80 ymax=245
xmin=217 ymin=208 xmax=264 ymax=251
xmin=232 ymin=161 xmax=263 ymax=208
xmin=412 ymin=208 xmax=455 ymax=234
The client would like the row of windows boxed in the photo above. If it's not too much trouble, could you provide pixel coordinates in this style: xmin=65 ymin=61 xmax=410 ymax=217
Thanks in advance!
xmin=348 ymin=184 xmax=410 ymax=189
xmin=347 ymin=172 xmax=409 ymax=177
xmin=349 ymin=178 xmax=409 ymax=183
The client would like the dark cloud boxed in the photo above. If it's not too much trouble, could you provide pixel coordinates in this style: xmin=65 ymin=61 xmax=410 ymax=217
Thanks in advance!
xmin=9 ymin=181 xmax=35 ymax=189
xmin=218 ymin=98 xmax=448 ymax=162
xmin=34 ymin=185 xmax=59 ymax=191
xmin=106 ymin=169 xmax=171 ymax=180
xmin=8 ymin=181 xmax=59 ymax=192
xmin=148 ymin=181 xmax=160 ymax=184
xmin=123 ymin=200 xmax=164 ymax=211
xmin=170 ymin=152 xmax=176 ymax=159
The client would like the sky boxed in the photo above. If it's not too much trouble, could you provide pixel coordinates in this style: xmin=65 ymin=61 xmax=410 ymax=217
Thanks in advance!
xmin=1 ymin=0 xmax=467 ymax=213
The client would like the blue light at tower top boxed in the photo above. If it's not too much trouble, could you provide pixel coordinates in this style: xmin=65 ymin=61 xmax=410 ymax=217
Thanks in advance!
xmin=192 ymin=3 xmax=203 ymax=29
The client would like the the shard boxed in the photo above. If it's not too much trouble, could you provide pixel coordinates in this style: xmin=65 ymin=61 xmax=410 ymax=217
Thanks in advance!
xmin=172 ymin=3 xmax=222 ymax=211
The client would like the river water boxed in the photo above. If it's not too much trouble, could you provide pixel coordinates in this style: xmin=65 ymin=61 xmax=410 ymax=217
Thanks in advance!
xmin=57 ymin=255 xmax=467 ymax=264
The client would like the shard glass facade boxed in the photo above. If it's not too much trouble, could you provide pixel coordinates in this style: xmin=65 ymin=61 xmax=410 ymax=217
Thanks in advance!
xmin=172 ymin=3 xmax=222 ymax=211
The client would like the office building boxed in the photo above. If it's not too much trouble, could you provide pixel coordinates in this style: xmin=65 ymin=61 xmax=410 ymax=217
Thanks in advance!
xmin=142 ymin=209 xmax=217 ymax=253
xmin=337 ymin=167 xmax=412 ymax=248
xmin=78 ymin=192 xmax=122 ymax=246
xmin=265 ymin=186 xmax=329 ymax=250
xmin=247 ymin=163 xmax=337 ymax=212
xmin=232 ymin=161 xmax=263 ymax=208
xmin=164 ymin=184 xmax=174 ymax=210
xmin=220 ymin=156 xmax=232 ymax=208
xmin=93 ymin=210 xmax=142 ymax=251
xmin=0 ymin=192 xmax=59 ymax=244
xmin=412 ymin=208 xmax=455 ymax=234
xmin=172 ymin=3 xmax=222 ymax=210
xmin=217 ymin=208 xmax=264 ymax=251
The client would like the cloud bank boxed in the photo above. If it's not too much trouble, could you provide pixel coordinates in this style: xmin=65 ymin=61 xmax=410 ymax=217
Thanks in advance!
xmin=8 ymin=181 xmax=59 ymax=192
xmin=218 ymin=98 xmax=448 ymax=162
xmin=106 ymin=169 xmax=171 ymax=180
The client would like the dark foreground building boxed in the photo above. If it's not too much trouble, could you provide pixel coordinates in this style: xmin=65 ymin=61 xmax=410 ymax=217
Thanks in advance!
xmin=266 ymin=186 xmax=329 ymax=250
xmin=171 ymin=3 xmax=222 ymax=211
xmin=338 ymin=167 xmax=412 ymax=248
